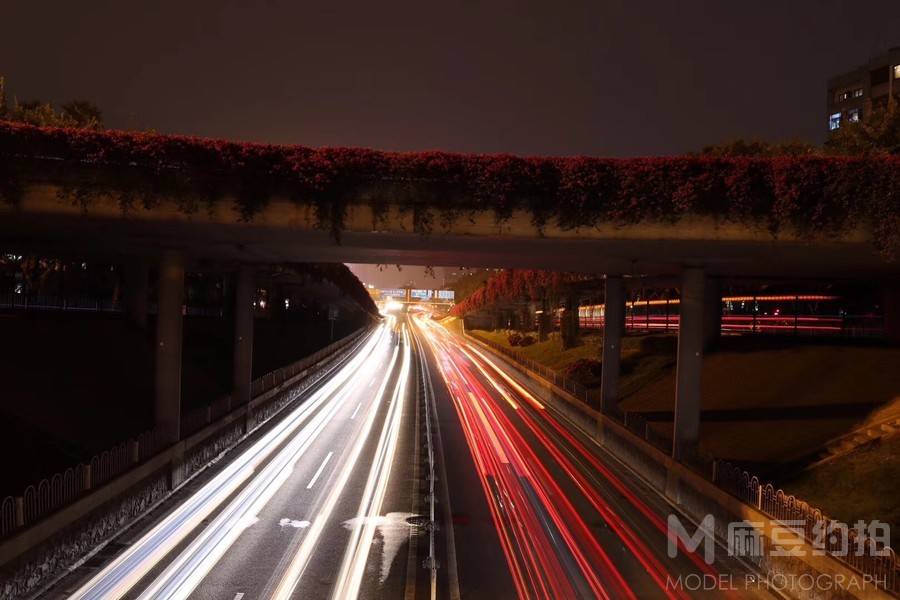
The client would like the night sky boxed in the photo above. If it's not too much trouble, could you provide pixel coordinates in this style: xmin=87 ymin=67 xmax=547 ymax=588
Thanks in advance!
xmin=3 ymin=1 xmax=899 ymax=287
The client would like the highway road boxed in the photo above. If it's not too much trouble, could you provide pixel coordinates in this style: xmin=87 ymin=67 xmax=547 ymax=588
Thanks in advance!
xmin=410 ymin=313 xmax=773 ymax=600
xmin=51 ymin=316 xmax=436 ymax=600
xmin=46 ymin=310 xmax=773 ymax=599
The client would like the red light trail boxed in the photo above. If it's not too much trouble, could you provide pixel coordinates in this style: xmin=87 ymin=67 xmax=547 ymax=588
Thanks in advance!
xmin=412 ymin=316 xmax=736 ymax=600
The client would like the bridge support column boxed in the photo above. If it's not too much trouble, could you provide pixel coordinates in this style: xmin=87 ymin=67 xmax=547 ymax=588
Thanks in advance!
xmin=561 ymin=296 xmax=580 ymax=349
xmin=155 ymin=251 xmax=184 ymax=445
xmin=537 ymin=302 xmax=551 ymax=342
xmin=703 ymin=276 xmax=721 ymax=350
xmin=233 ymin=267 xmax=256 ymax=429
xmin=599 ymin=276 xmax=625 ymax=415
xmin=123 ymin=260 xmax=149 ymax=329
xmin=885 ymin=282 xmax=900 ymax=343
xmin=673 ymin=268 xmax=705 ymax=464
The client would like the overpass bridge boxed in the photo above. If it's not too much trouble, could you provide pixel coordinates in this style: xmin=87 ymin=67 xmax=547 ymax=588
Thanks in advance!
xmin=2 ymin=122 xmax=899 ymax=466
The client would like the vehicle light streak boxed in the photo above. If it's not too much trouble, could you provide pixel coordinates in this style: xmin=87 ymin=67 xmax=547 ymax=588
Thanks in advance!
xmin=450 ymin=319 xmax=739 ymax=598
xmin=331 ymin=324 xmax=412 ymax=600
xmin=137 ymin=326 xmax=395 ymax=600
xmin=413 ymin=318 xmax=634 ymax=599
xmin=70 ymin=325 xmax=389 ymax=600
xmin=449 ymin=339 xmax=688 ymax=597
xmin=269 ymin=339 xmax=402 ymax=600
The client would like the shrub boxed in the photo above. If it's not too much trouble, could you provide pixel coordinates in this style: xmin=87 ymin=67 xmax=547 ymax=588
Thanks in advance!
xmin=507 ymin=333 xmax=523 ymax=346
xmin=519 ymin=335 xmax=536 ymax=346
xmin=563 ymin=358 xmax=603 ymax=386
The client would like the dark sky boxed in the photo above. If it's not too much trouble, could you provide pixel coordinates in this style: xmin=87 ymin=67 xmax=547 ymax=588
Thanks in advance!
xmin=4 ymin=1 xmax=899 ymax=288
xmin=3 ymin=0 xmax=900 ymax=158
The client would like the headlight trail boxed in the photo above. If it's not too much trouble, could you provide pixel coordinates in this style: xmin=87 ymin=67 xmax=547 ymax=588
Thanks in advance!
xmin=330 ymin=324 xmax=412 ymax=600
xmin=269 ymin=325 xmax=408 ymax=600
xmin=136 ymin=333 xmax=386 ymax=600
xmin=69 ymin=324 xmax=390 ymax=600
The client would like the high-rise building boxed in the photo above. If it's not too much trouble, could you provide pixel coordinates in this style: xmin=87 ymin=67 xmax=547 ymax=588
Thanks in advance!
xmin=826 ymin=46 xmax=900 ymax=132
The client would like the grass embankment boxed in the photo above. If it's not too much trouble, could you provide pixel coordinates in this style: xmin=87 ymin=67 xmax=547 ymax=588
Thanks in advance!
xmin=621 ymin=341 xmax=900 ymax=464
xmin=782 ymin=435 xmax=900 ymax=548
xmin=466 ymin=328 xmax=676 ymax=397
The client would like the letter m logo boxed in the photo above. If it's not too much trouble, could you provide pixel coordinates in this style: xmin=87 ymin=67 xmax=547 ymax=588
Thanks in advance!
xmin=668 ymin=514 xmax=716 ymax=565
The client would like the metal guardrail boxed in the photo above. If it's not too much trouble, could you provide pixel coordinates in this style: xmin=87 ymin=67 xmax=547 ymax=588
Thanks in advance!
xmin=0 ymin=325 xmax=369 ymax=539
xmin=412 ymin=327 xmax=439 ymax=595
xmin=715 ymin=460 xmax=899 ymax=594
xmin=0 ymin=293 xmax=223 ymax=317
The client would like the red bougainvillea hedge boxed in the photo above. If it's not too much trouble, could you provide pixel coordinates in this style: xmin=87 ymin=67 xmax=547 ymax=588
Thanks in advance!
xmin=450 ymin=269 xmax=578 ymax=316
xmin=1 ymin=121 xmax=899 ymax=253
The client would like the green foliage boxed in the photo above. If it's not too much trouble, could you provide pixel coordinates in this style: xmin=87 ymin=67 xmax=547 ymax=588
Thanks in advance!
xmin=700 ymin=138 xmax=818 ymax=157
xmin=0 ymin=75 xmax=103 ymax=129
xmin=825 ymin=106 xmax=900 ymax=156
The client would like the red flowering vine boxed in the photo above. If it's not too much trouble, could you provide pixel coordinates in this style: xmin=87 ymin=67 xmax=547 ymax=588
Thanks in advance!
xmin=1 ymin=121 xmax=898 ymax=257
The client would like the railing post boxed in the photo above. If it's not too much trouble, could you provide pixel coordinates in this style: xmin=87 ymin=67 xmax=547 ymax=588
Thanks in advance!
xmin=757 ymin=485 xmax=763 ymax=510
xmin=14 ymin=497 xmax=24 ymax=528
xmin=83 ymin=464 xmax=92 ymax=491
xmin=131 ymin=440 xmax=140 ymax=464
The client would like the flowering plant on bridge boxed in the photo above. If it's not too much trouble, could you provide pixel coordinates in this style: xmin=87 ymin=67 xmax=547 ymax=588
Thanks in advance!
xmin=450 ymin=269 xmax=575 ymax=316
xmin=1 ymin=121 xmax=898 ymax=254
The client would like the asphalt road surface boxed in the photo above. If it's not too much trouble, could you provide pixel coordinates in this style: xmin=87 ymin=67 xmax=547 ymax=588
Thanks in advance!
xmin=44 ymin=310 xmax=774 ymax=599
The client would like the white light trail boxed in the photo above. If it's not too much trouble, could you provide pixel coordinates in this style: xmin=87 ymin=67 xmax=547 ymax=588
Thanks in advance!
xmin=330 ymin=324 xmax=412 ymax=600
xmin=269 ymin=339 xmax=404 ymax=600
xmin=69 ymin=325 xmax=388 ymax=600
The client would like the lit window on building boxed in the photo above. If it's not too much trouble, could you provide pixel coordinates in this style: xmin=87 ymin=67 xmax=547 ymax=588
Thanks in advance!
xmin=836 ymin=90 xmax=850 ymax=102
xmin=895 ymin=65 xmax=900 ymax=79
xmin=848 ymin=108 xmax=861 ymax=123
xmin=829 ymin=112 xmax=841 ymax=130
xmin=853 ymin=88 xmax=864 ymax=98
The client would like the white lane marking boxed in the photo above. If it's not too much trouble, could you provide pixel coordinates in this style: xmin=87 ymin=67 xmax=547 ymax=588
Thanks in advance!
xmin=350 ymin=403 xmax=362 ymax=420
xmin=369 ymin=376 xmax=376 ymax=387
xmin=234 ymin=594 xmax=244 ymax=600
xmin=306 ymin=451 xmax=334 ymax=490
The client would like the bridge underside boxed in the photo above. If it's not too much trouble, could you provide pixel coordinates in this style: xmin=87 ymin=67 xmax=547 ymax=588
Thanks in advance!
xmin=1 ymin=186 xmax=896 ymax=279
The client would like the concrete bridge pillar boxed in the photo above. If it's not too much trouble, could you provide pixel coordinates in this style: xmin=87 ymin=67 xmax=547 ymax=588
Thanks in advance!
xmin=600 ymin=276 xmax=625 ymax=414
xmin=885 ymin=282 xmax=900 ymax=343
xmin=673 ymin=267 xmax=705 ymax=464
xmin=703 ymin=277 xmax=721 ymax=350
xmin=560 ymin=296 xmax=580 ymax=349
xmin=537 ymin=301 xmax=551 ymax=341
xmin=123 ymin=260 xmax=149 ymax=329
xmin=491 ymin=310 xmax=502 ymax=331
xmin=155 ymin=251 xmax=185 ymax=445
xmin=233 ymin=266 xmax=256 ymax=420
